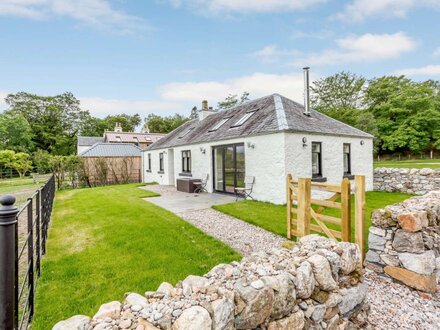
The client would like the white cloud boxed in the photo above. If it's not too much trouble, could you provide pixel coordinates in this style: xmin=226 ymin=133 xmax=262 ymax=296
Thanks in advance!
xmin=168 ymin=0 xmax=327 ymax=13
xmin=291 ymin=32 xmax=417 ymax=66
xmin=334 ymin=0 xmax=440 ymax=22
xmin=251 ymin=45 xmax=300 ymax=64
xmin=394 ymin=65 xmax=440 ymax=77
xmin=0 ymin=0 xmax=148 ymax=33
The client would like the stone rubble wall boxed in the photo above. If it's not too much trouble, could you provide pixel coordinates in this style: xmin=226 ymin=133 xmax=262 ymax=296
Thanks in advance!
xmin=54 ymin=236 xmax=369 ymax=330
xmin=374 ymin=167 xmax=440 ymax=194
xmin=365 ymin=191 xmax=440 ymax=292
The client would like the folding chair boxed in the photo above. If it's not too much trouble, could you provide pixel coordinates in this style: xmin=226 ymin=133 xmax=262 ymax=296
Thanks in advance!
xmin=234 ymin=176 xmax=255 ymax=201
xmin=194 ymin=174 xmax=209 ymax=193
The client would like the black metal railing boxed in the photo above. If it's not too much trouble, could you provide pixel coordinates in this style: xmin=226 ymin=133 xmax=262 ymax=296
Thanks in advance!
xmin=0 ymin=175 xmax=55 ymax=330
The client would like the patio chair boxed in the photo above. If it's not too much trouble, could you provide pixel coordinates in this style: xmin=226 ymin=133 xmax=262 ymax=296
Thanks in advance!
xmin=194 ymin=174 xmax=209 ymax=193
xmin=235 ymin=176 xmax=255 ymax=201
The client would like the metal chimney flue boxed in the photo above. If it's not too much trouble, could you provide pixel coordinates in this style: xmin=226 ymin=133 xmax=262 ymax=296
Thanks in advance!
xmin=303 ymin=66 xmax=311 ymax=116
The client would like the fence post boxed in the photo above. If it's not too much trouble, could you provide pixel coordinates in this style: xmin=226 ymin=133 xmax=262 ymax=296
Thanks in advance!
xmin=27 ymin=198 xmax=35 ymax=320
xmin=297 ymin=178 xmax=311 ymax=238
xmin=341 ymin=178 xmax=351 ymax=242
xmin=0 ymin=195 xmax=19 ymax=330
xmin=355 ymin=175 xmax=366 ymax=262
xmin=286 ymin=174 xmax=292 ymax=239
xmin=36 ymin=190 xmax=41 ymax=276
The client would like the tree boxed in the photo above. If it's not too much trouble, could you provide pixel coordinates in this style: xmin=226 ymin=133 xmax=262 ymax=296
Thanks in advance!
xmin=103 ymin=114 xmax=141 ymax=132
xmin=32 ymin=149 xmax=52 ymax=173
xmin=190 ymin=106 xmax=199 ymax=120
xmin=217 ymin=91 xmax=250 ymax=110
xmin=311 ymin=71 xmax=366 ymax=113
xmin=12 ymin=152 xmax=33 ymax=178
xmin=0 ymin=150 xmax=16 ymax=178
xmin=145 ymin=113 xmax=191 ymax=133
xmin=5 ymin=92 xmax=88 ymax=155
xmin=0 ymin=112 xmax=34 ymax=152
xmin=365 ymin=76 xmax=440 ymax=155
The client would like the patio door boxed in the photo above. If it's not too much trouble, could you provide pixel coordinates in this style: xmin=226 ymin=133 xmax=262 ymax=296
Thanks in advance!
xmin=213 ymin=143 xmax=245 ymax=193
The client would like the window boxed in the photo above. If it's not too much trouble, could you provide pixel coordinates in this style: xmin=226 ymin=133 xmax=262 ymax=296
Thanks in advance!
xmin=159 ymin=153 xmax=164 ymax=172
xmin=179 ymin=127 xmax=194 ymax=139
xmin=231 ymin=111 xmax=256 ymax=127
xmin=182 ymin=150 xmax=191 ymax=173
xmin=209 ymin=117 xmax=231 ymax=131
xmin=343 ymin=143 xmax=351 ymax=175
xmin=312 ymin=142 xmax=322 ymax=177
xmin=133 ymin=137 xmax=139 ymax=145
xmin=147 ymin=153 xmax=151 ymax=171
xmin=116 ymin=136 xmax=122 ymax=142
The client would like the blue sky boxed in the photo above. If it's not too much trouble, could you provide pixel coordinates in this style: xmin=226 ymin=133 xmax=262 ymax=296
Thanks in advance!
xmin=0 ymin=0 xmax=439 ymax=118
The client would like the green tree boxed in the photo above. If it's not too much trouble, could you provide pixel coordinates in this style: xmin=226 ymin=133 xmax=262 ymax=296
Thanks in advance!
xmin=190 ymin=106 xmax=199 ymax=120
xmin=365 ymin=76 xmax=440 ymax=155
xmin=145 ymin=113 xmax=191 ymax=133
xmin=5 ymin=92 xmax=88 ymax=155
xmin=0 ymin=150 xmax=16 ymax=178
xmin=0 ymin=112 xmax=34 ymax=152
xmin=217 ymin=91 xmax=250 ymax=110
xmin=32 ymin=149 xmax=52 ymax=173
xmin=12 ymin=152 xmax=33 ymax=177
xmin=311 ymin=71 xmax=366 ymax=113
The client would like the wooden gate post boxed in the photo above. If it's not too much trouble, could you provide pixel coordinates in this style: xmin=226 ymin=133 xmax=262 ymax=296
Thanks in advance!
xmin=286 ymin=174 xmax=292 ymax=239
xmin=355 ymin=175 xmax=366 ymax=261
xmin=297 ymin=178 xmax=311 ymax=238
xmin=341 ymin=178 xmax=351 ymax=242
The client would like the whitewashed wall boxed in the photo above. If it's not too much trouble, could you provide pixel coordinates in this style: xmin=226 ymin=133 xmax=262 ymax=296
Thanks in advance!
xmin=284 ymin=133 xmax=374 ymax=192
xmin=143 ymin=132 xmax=373 ymax=204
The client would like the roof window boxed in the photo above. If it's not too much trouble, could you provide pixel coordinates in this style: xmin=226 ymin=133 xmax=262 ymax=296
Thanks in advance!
xmin=179 ymin=127 xmax=194 ymax=139
xmin=116 ymin=136 xmax=122 ymax=142
xmin=231 ymin=111 xmax=257 ymax=127
xmin=209 ymin=117 xmax=232 ymax=132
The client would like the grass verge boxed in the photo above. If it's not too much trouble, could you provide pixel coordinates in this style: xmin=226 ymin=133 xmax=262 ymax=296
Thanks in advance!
xmin=33 ymin=183 xmax=240 ymax=329
xmin=374 ymin=158 xmax=440 ymax=169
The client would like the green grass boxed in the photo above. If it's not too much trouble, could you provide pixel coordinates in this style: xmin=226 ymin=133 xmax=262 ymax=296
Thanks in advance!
xmin=33 ymin=183 xmax=240 ymax=329
xmin=213 ymin=191 xmax=413 ymax=240
xmin=0 ymin=175 xmax=52 ymax=206
xmin=374 ymin=158 xmax=440 ymax=169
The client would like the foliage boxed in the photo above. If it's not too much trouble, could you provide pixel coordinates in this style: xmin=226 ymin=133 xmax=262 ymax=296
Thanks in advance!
xmin=0 ymin=150 xmax=17 ymax=178
xmin=11 ymin=152 xmax=33 ymax=177
xmin=217 ymin=91 xmax=250 ymax=110
xmin=33 ymin=184 xmax=240 ymax=329
xmin=5 ymin=92 xmax=88 ymax=155
xmin=0 ymin=112 xmax=34 ymax=152
xmin=32 ymin=149 xmax=52 ymax=174
xmin=145 ymin=113 xmax=191 ymax=133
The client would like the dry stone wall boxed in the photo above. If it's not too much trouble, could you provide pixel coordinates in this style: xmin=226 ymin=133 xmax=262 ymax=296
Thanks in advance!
xmin=365 ymin=191 xmax=440 ymax=293
xmin=374 ymin=168 xmax=440 ymax=194
xmin=54 ymin=236 xmax=368 ymax=330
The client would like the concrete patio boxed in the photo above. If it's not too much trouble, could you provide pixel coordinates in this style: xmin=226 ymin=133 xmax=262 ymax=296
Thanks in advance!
xmin=140 ymin=184 xmax=237 ymax=213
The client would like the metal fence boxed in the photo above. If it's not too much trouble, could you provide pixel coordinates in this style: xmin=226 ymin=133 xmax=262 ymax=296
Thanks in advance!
xmin=0 ymin=175 xmax=55 ymax=329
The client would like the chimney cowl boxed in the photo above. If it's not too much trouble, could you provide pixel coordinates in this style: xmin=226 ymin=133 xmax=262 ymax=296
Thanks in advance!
xmin=303 ymin=67 xmax=311 ymax=116
xmin=202 ymin=100 xmax=208 ymax=111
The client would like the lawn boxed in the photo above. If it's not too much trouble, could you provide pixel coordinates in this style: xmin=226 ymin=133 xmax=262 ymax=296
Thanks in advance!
xmin=213 ymin=191 xmax=413 ymax=240
xmin=33 ymin=183 xmax=240 ymax=329
xmin=374 ymin=158 xmax=440 ymax=169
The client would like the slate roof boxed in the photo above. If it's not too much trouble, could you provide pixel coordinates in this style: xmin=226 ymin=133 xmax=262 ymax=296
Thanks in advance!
xmin=77 ymin=136 xmax=104 ymax=146
xmin=105 ymin=131 xmax=165 ymax=144
xmin=79 ymin=143 xmax=142 ymax=157
xmin=146 ymin=94 xmax=373 ymax=151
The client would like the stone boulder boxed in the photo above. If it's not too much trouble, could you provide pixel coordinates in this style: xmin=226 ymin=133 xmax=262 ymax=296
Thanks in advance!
xmin=384 ymin=266 xmax=437 ymax=293
xmin=211 ymin=297 xmax=234 ymax=330
xmin=392 ymin=230 xmax=425 ymax=253
xmin=295 ymin=261 xmax=315 ymax=299
xmin=93 ymin=301 xmax=122 ymax=320
xmin=172 ymin=306 xmax=212 ymax=330
xmin=267 ymin=310 xmax=305 ymax=330
xmin=261 ymin=274 xmax=296 ymax=319
xmin=307 ymin=254 xmax=338 ymax=291
xmin=397 ymin=211 xmax=428 ymax=232
xmin=53 ymin=315 xmax=91 ymax=330
xmin=338 ymin=283 xmax=368 ymax=316
xmin=398 ymin=251 xmax=436 ymax=276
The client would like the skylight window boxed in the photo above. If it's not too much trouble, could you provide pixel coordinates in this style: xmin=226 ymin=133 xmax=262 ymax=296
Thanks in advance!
xmin=209 ymin=117 xmax=231 ymax=132
xmin=179 ymin=127 xmax=194 ymax=139
xmin=231 ymin=111 xmax=256 ymax=127
xmin=116 ymin=136 xmax=122 ymax=142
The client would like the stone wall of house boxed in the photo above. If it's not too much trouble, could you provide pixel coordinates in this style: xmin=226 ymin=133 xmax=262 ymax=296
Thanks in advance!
xmin=374 ymin=168 xmax=440 ymax=194
xmin=365 ymin=191 xmax=440 ymax=293
xmin=54 ymin=236 xmax=368 ymax=330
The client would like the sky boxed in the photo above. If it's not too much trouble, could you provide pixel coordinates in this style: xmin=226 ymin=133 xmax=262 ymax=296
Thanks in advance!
xmin=0 ymin=0 xmax=439 ymax=119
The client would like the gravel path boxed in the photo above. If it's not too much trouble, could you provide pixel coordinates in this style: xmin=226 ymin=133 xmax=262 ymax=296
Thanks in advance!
xmin=178 ymin=208 xmax=286 ymax=256
xmin=365 ymin=270 xmax=440 ymax=330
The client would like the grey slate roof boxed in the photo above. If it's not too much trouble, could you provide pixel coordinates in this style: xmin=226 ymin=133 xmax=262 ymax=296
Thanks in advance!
xmin=147 ymin=93 xmax=373 ymax=151
xmin=78 ymin=136 xmax=104 ymax=146
xmin=79 ymin=143 xmax=142 ymax=157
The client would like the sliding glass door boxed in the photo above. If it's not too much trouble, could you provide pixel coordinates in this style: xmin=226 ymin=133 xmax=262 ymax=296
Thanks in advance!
xmin=213 ymin=143 xmax=245 ymax=193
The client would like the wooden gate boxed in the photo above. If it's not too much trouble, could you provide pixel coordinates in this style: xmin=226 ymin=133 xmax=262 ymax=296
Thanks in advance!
xmin=287 ymin=175 xmax=366 ymax=258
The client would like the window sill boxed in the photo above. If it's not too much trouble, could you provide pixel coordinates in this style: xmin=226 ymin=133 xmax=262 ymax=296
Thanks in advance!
xmin=179 ymin=172 xmax=192 ymax=177
xmin=343 ymin=174 xmax=355 ymax=180
xmin=312 ymin=177 xmax=327 ymax=182
xmin=146 ymin=170 xmax=151 ymax=173
xmin=157 ymin=171 xmax=164 ymax=174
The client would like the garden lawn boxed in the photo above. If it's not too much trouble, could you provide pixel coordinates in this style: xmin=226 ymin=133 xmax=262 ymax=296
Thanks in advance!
xmin=374 ymin=158 xmax=440 ymax=169
xmin=213 ymin=191 xmax=413 ymax=240
xmin=33 ymin=183 xmax=240 ymax=329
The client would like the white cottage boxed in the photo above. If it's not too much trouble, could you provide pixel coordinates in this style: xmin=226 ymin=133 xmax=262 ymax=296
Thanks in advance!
xmin=142 ymin=93 xmax=373 ymax=204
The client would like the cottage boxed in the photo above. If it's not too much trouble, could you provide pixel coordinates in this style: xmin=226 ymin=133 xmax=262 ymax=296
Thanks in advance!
xmin=143 ymin=76 xmax=373 ymax=204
